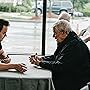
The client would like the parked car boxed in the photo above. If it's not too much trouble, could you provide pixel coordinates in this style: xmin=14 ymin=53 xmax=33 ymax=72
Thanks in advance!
xmin=51 ymin=1 xmax=73 ymax=16
xmin=73 ymin=11 xmax=83 ymax=17
xmin=31 ymin=1 xmax=73 ymax=16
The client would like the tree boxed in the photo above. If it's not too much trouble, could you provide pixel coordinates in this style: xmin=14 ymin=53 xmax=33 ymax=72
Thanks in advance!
xmin=22 ymin=0 xmax=32 ymax=11
xmin=71 ymin=0 xmax=89 ymax=11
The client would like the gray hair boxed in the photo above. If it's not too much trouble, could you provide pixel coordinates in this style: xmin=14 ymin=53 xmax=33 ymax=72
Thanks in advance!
xmin=58 ymin=12 xmax=70 ymax=22
xmin=53 ymin=19 xmax=72 ymax=34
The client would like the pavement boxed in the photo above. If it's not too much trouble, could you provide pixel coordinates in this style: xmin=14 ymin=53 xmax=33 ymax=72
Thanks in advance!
xmin=1 ymin=12 xmax=90 ymax=55
xmin=0 ymin=12 xmax=58 ymax=23
xmin=0 ymin=12 xmax=88 ymax=23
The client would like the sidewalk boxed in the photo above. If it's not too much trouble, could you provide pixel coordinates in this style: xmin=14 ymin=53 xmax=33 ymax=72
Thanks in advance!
xmin=0 ymin=12 xmax=58 ymax=23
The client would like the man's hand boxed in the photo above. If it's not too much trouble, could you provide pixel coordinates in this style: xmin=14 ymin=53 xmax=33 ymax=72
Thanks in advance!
xmin=1 ymin=58 xmax=11 ymax=64
xmin=13 ymin=64 xmax=27 ymax=73
xmin=0 ymin=49 xmax=11 ymax=63
xmin=84 ymin=36 xmax=90 ymax=43
xmin=0 ymin=63 xmax=27 ymax=73
xmin=0 ymin=49 xmax=5 ymax=59
xmin=1 ymin=55 xmax=11 ymax=64
xmin=29 ymin=55 xmax=43 ymax=65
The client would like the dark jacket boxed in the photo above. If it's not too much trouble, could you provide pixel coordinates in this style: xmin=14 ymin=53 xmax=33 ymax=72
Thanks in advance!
xmin=0 ymin=42 xmax=2 ymax=50
xmin=39 ymin=31 xmax=90 ymax=90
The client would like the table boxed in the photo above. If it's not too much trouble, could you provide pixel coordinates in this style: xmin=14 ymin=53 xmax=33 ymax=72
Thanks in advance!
xmin=0 ymin=55 xmax=55 ymax=90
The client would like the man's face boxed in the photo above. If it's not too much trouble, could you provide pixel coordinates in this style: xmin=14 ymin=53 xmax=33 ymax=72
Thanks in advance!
xmin=0 ymin=25 xmax=8 ymax=42
xmin=53 ymin=27 xmax=67 ymax=43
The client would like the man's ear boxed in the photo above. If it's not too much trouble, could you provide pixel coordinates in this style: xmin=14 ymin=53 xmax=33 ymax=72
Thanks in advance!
xmin=61 ymin=31 xmax=66 ymax=35
xmin=61 ymin=31 xmax=67 ymax=38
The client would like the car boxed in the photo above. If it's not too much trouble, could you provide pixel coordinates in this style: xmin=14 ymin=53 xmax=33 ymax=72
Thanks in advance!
xmin=51 ymin=1 xmax=73 ymax=16
xmin=31 ymin=1 xmax=73 ymax=16
xmin=73 ymin=11 xmax=83 ymax=17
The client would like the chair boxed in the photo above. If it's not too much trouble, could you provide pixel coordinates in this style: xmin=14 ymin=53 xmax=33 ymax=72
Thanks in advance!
xmin=80 ymin=82 xmax=90 ymax=90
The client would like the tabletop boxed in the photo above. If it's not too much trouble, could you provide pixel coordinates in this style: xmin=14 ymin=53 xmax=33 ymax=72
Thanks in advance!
xmin=0 ymin=55 xmax=55 ymax=90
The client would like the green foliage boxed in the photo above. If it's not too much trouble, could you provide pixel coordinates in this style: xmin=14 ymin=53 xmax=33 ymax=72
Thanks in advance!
xmin=71 ymin=0 xmax=90 ymax=17
xmin=82 ymin=3 xmax=90 ymax=16
xmin=22 ymin=0 xmax=32 ymax=11
xmin=71 ymin=0 xmax=88 ymax=10
xmin=0 ymin=3 xmax=29 ymax=12
xmin=0 ymin=0 xmax=33 ymax=12
xmin=16 ymin=5 xmax=28 ymax=12
xmin=0 ymin=3 xmax=13 ymax=12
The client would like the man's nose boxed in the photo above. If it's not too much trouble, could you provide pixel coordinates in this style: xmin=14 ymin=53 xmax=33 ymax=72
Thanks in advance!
xmin=53 ymin=33 xmax=55 ymax=37
xmin=53 ymin=33 xmax=56 ymax=37
xmin=2 ymin=33 xmax=7 ymax=40
xmin=3 ymin=34 xmax=7 ymax=38
xmin=4 ymin=34 xmax=7 ymax=37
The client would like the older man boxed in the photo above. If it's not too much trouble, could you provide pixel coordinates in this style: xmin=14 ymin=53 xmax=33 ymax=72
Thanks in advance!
xmin=30 ymin=20 xmax=90 ymax=90
xmin=58 ymin=11 xmax=90 ymax=43
xmin=0 ymin=19 xmax=27 ymax=73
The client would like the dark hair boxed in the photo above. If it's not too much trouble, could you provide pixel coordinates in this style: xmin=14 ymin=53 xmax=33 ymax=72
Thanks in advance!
xmin=0 ymin=19 xmax=9 ymax=32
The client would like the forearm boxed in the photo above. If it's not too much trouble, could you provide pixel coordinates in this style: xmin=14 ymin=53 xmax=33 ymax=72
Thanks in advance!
xmin=0 ymin=63 xmax=27 ymax=73
xmin=43 ymin=55 xmax=55 ymax=61
xmin=0 ymin=64 xmax=15 ymax=70
xmin=39 ymin=60 xmax=62 ymax=71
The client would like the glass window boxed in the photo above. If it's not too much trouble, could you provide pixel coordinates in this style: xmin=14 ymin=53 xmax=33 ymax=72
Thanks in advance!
xmin=0 ymin=0 xmax=90 ymax=55
xmin=62 ymin=2 xmax=72 ymax=7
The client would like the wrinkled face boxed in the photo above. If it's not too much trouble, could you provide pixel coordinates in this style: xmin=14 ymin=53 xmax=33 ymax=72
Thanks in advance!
xmin=0 ymin=25 xmax=8 ymax=42
xmin=53 ymin=27 xmax=67 ymax=43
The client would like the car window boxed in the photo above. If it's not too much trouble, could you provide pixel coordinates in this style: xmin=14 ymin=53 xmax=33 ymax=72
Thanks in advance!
xmin=62 ymin=2 xmax=72 ymax=8
xmin=52 ymin=2 xmax=61 ymax=6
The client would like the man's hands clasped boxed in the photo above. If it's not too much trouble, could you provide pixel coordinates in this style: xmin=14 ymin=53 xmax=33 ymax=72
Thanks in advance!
xmin=29 ymin=54 xmax=43 ymax=66
xmin=1 ymin=55 xmax=11 ymax=64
